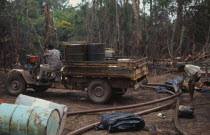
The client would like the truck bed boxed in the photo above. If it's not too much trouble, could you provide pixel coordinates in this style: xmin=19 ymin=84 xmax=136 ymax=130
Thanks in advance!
xmin=62 ymin=57 xmax=148 ymax=80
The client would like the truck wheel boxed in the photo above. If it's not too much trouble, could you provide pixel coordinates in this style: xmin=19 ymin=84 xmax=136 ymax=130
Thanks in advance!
xmin=87 ymin=80 xmax=112 ymax=104
xmin=5 ymin=74 xmax=27 ymax=96
xmin=31 ymin=85 xmax=49 ymax=92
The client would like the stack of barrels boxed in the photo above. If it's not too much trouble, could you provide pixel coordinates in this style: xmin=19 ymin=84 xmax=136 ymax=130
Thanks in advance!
xmin=0 ymin=103 xmax=60 ymax=135
xmin=64 ymin=43 xmax=105 ymax=62
xmin=0 ymin=94 xmax=67 ymax=135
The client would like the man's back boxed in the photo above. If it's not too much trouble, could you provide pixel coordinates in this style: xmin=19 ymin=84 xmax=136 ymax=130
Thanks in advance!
xmin=44 ymin=49 xmax=62 ymax=69
xmin=184 ymin=65 xmax=201 ymax=78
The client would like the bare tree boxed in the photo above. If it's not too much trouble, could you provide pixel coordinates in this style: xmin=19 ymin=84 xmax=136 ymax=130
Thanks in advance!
xmin=44 ymin=0 xmax=51 ymax=49
xmin=131 ymin=0 xmax=143 ymax=55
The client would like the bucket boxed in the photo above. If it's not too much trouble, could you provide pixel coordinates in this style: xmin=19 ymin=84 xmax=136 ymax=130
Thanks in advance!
xmin=15 ymin=94 xmax=68 ymax=135
xmin=0 ymin=103 xmax=60 ymax=135
xmin=105 ymin=48 xmax=115 ymax=57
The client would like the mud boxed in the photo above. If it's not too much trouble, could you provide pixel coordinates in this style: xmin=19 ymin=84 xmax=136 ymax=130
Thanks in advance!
xmin=0 ymin=73 xmax=210 ymax=135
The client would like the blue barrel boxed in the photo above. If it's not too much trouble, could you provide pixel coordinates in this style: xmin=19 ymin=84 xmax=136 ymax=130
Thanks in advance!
xmin=0 ymin=103 xmax=17 ymax=135
xmin=0 ymin=103 xmax=60 ymax=135
xmin=15 ymin=94 xmax=68 ymax=135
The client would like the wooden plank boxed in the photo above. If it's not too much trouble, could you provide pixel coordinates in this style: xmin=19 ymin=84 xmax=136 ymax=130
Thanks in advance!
xmin=64 ymin=61 xmax=148 ymax=69
xmin=62 ymin=72 xmax=131 ymax=78
xmin=64 ymin=57 xmax=148 ymax=65
xmin=62 ymin=57 xmax=149 ymax=80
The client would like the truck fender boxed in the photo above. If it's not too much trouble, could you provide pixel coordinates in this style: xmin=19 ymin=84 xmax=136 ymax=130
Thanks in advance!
xmin=8 ymin=69 xmax=35 ymax=84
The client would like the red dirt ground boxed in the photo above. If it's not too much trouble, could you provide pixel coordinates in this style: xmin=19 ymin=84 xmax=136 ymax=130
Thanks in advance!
xmin=0 ymin=73 xmax=210 ymax=135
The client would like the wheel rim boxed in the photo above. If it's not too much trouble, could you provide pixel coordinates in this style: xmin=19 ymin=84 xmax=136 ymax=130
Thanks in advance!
xmin=11 ymin=81 xmax=21 ymax=90
xmin=94 ymin=86 xmax=104 ymax=97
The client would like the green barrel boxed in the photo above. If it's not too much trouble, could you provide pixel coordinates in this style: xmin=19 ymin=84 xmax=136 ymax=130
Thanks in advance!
xmin=64 ymin=44 xmax=87 ymax=62
xmin=0 ymin=103 xmax=60 ymax=135
xmin=15 ymin=94 xmax=68 ymax=135
xmin=87 ymin=43 xmax=105 ymax=61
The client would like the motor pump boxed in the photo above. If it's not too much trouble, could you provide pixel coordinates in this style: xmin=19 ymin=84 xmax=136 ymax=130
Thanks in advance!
xmin=25 ymin=55 xmax=40 ymax=74
xmin=26 ymin=55 xmax=39 ymax=64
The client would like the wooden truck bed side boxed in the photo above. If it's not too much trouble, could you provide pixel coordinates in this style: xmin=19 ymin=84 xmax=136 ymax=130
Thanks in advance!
xmin=62 ymin=57 xmax=148 ymax=80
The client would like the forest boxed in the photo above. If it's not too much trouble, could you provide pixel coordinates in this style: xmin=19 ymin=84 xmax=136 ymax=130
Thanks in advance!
xmin=0 ymin=0 xmax=209 ymax=67
xmin=1 ymin=1 xmax=210 ymax=135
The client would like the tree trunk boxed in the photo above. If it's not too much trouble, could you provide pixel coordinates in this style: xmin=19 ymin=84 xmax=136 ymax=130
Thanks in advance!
xmin=131 ymin=0 xmax=142 ymax=55
xmin=115 ymin=0 xmax=120 ymax=55
xmin=174 ymin=0 xmax=184 ymax=56
xmin=44 ymin=0 xmax=50 ymax=49
xmin=150 ymin=0 xmax=153 ymax=24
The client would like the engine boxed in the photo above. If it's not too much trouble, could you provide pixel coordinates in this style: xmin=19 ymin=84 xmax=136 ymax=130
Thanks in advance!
xmin=25 ymin=55 xmax=40 ymax=74
xmin=26 ymin=55 xmax=39 ymax=64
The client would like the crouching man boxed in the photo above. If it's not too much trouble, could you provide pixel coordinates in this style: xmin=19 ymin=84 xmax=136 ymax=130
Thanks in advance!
xmin=178 ymin=64 xmax=201 ymax=101
xmin=38 ymin=44 xmax=62 ymax=81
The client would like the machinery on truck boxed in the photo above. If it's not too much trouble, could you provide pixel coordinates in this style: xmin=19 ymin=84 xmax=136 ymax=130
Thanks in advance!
xmin=5 ymin=43 xmax=148 ymax=103
xmin=198 ymin=63 xmax=210 ymax=86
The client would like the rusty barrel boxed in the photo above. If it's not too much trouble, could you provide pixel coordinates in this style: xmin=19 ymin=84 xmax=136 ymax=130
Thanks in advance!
xmin=64 ymin=44 xmax=87 ymax=62
xmin=0 ymin=103 xmax=60 ymax=135
xmin=87 ymin=43 xmax=105 ymax=61
xmin=15 ymin=94 xmax=68 ymax=135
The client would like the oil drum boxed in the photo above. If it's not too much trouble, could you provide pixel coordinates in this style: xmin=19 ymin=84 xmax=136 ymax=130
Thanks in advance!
xmin=0 ymin=103 xmax=60 ymax=135
xmin=64 ymin=44 xmax=87 ymax=62
xmin=15 ymin=94 xmax=67 ymax=135
xmin=87 ymin=43 xmax=105 ymax=61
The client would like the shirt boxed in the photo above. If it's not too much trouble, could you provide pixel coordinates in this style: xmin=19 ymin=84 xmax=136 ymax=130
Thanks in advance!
xmin=183 ymin=65 xmax=201 ymax=80
xmin=44 ymin=49 xmax=62 ymax=69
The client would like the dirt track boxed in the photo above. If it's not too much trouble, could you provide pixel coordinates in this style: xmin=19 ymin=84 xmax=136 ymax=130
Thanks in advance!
xmin=0 ymin=73 xmax=210 ymax=135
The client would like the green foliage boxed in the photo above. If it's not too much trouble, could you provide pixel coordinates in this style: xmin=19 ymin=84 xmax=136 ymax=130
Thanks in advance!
xmin=2 ymin=0 xmax=209 ymax=63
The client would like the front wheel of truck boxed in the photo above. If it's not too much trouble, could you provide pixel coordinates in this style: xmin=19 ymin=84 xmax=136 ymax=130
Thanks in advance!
xmin=5 ymin=74 xmax=27 ymax=96
xmin=87 ymin=80 xmax=112 ymax=104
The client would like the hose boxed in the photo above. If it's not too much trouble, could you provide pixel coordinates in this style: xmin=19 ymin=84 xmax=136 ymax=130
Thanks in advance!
xmin=67 ymin=100 xmax=176 ymax=135
xmin=66 ymin=85 xmax=183 ymax=135
xmin=67 ymin=88 xmax=181 ymax=116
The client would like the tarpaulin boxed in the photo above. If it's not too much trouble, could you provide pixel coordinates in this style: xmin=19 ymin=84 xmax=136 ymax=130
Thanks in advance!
xmin=196 ymin=89 xmax=210 ymax=94
xmin=95 ymin=113 xmax=145 ymax=133
xmin=165 ymin=77 xmax=183 ymax=85
xmin=156 ymin=77 xmax=189 ymax=93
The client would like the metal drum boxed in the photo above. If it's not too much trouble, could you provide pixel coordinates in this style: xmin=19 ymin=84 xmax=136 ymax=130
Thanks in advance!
xmin=87 ymin=43 xmax=105 ymax=61
xmin=0 ymin=103 xmax=60 ymax=135
xmin=105 ymin=48 xmax=115 ymax=57
xmin=64 ymin=44 xmax=87 ymax=62
xmin=15 ymin=94 xmax=68 ymax=135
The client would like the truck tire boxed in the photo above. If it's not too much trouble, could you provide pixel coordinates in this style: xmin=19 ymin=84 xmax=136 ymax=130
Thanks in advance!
xmin=5 ymin=74 xmax=27 ymax=96
xmin=31 ymin=85 xmax=49 ymax=92
xmin=87 ymin=80 xmax=112 ymax=104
